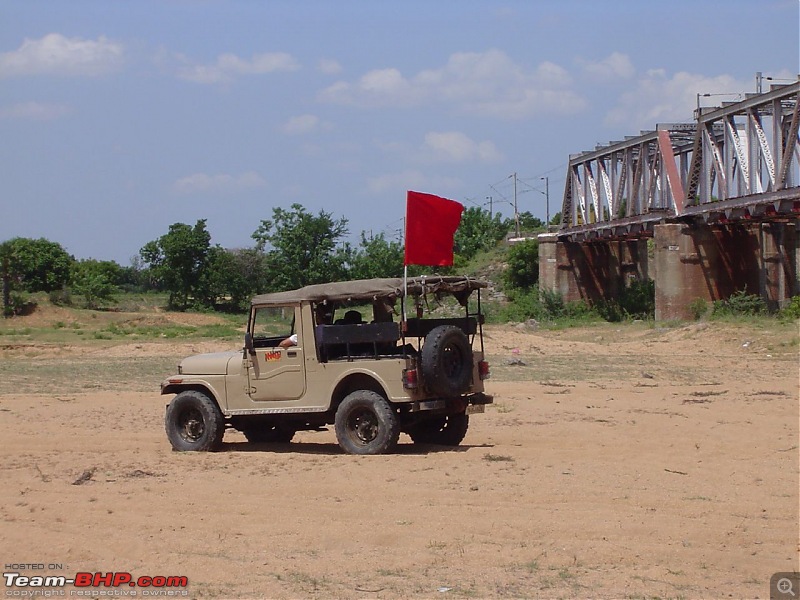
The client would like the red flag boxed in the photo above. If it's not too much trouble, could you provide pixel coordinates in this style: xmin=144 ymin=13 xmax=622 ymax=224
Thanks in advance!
xmin=404 ymin=191 xmax=464 ymax=266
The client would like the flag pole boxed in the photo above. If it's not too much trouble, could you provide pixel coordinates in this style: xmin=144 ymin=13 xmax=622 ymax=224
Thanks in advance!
xmin=401 ymin=214 xmax=408 ymax=352
xmin=402 ymin=265 xmax=408 ymax=323
xmin=402 ymin=213 xmax=408 ymax=327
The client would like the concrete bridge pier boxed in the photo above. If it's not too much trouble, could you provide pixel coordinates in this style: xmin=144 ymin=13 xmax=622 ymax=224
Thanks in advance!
xmin=538 ymin=234 xmax=649 ymax=305
xmin=652 ymin=222 xmax=797 ymax=320
xmin=758 ymin=221 xmax=798 ymax=310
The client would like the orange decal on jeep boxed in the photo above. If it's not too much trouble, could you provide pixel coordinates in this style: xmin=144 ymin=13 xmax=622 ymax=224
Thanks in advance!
xmin=264 ymin=351 xmax=282 ymax=362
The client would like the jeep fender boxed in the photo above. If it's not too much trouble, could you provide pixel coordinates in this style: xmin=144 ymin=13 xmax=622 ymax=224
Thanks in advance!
xmin=328 ymin=369 xmax=395 ymax=412
xmin=160 ymin=376 xmax=227 ymax=412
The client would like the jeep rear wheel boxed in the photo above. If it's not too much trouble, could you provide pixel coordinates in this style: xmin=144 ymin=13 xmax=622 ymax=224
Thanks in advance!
xmin=165 ymin=390 xmax=225 ymax=452
xmin=243 ymin=425 xmax=295 ymax=444
xmin=420 ymin=325 xmax=473 ymax=397
xmin=335 ymin=390 xmax=400 ymax=455
xmin=407 ymin=413 xmax=469 ymax=446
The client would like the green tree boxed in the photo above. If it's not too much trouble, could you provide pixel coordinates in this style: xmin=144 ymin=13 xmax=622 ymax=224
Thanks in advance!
xmin=199 ymin=247 xmax=268 ymax=311
xmin=349 ymin=233 xmax=404 ymax=280
xmin=503 ymin=238 xmax=539 ymax=290
xmin=122 ymin=256 xmax=169 ymax=293
xmin=252 ymin=204 xmax=349 ymax=291
xmin=454 ymin=207 xmax=511 ymax=261
xmin=70 ymin=259 xmax=119 ymax=309
xmin=140 ymin=220 xmax=212 ymax=310
xmin=517 ymin=211 xmax=544 ymax=232
xmin=0 ymin=237 xmax=73 ymax=293
xmin=227 ymin=247 xmax=270 ymax=306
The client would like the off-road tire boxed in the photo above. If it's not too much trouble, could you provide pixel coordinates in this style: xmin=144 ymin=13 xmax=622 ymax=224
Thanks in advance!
xmin=420 ymin=325 xmax=473 ymax=397
xmin=242 ymin=425 xmax=295 ymax=444
xmin=165 ymin=390 xmax=225 ymax=452
xmin=407 ymin=413 xmax=469 ymax=446
xmin=335 ymin=390 xmax=400 ymax=455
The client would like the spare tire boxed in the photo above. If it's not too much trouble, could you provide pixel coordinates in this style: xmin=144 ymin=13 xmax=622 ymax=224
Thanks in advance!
xmin=420 ymin=325 xmax=473 ymax=397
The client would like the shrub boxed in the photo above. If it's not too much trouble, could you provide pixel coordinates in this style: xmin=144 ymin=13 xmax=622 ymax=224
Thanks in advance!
xmin=539 ymin=287 xmax=565 ymax=318
xmin=595 ymin=299 xmax=624 ymax=322
xmin=583 ymin=279 xmax=656 ymax=323
xmin=779 ymin=295 xmax=800 ymax=320
xmin=6 ymin=293 xmax=37 ymax=316
xmin=70 ymin=260 xmax=120 ymax=309
xmin=503 ymin=239 xmax=539 ymax=290
xmin=49 ymin=288 xmax=72 ymax=307
xmin=619 ymin=279 xmax=655 ymax=319
xmin=496 ymin=286 xmax=599 ymax=324
xmin=497 ymin=286 xmax=544 ymax=322
xmin=689 ymin=298 xmax=709 ymax=320
xmin=562 ymin=299 xmax=599 ymax=321
xmin=712 ymin=290 xmax=767 ymax=316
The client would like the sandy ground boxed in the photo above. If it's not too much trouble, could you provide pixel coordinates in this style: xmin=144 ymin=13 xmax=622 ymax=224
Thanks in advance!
xmin=1 ymin=320 xmax=798 ymax=599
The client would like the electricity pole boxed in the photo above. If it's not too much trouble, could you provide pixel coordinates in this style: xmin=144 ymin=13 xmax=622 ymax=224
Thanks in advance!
xmin=541 ymin=176 xmax=549 ymax=229
xmin=513 ymin=172 xmax=520 ymax=237
xmin=2 ymin=255 xmax=10 ymax=318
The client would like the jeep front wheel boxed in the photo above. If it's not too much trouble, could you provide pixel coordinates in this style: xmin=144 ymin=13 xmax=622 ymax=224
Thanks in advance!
xmin=334 ymin=390 xmax=400 ymax=455
xmin=165 ymin=390 xmax=225 ymax=452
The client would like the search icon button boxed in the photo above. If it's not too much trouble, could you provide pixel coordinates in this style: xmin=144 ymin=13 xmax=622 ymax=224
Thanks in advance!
xmin=778 ymin=578 xmax=796 ymax=596
xmin=772 ymin=573 xmax=800 ymax=599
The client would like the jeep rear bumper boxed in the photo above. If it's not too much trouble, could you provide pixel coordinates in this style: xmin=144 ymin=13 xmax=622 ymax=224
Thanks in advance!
xmin=410 ymin=392 xmax=493 ymax=413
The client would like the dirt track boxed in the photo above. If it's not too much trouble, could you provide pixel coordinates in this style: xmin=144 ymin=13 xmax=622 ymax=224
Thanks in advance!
xmin=1 ymin=321 xmax=798 ymax=599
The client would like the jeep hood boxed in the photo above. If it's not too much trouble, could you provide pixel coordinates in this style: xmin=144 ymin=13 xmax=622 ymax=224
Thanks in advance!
xmin=179 ymin=351 xmax=241 ymax=375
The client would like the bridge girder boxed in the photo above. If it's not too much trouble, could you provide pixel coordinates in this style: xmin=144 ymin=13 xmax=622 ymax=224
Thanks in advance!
xmin=558 ymin=81 xmax=800 ymax=241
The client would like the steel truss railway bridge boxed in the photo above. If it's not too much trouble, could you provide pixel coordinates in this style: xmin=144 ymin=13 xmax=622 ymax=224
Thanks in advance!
xmin=539 ymin=80 xmax=800 ymax=320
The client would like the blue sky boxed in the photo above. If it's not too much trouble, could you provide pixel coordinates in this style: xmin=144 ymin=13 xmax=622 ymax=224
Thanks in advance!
xmin=1 ymin=0 xmax=798 ymax=264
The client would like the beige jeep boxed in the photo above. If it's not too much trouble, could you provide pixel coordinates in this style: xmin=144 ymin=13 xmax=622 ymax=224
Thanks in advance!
xmin=161 ymin=276 xmax=492 ymax=455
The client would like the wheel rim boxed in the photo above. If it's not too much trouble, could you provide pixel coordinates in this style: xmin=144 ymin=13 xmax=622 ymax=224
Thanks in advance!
xmin=177 ymin=408 xmax=205 ymax=442
xmin=441 ymin=343 xmax=464 ymax=379
xmin=347 ymin=408 xmax=378 ymax=446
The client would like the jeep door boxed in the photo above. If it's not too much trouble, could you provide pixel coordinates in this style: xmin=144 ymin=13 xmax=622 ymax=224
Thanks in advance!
xmin=247 ymin=305 xmax=306 ymax=401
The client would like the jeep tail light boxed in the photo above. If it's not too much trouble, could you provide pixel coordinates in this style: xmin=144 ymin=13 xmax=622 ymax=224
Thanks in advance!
xmin=403 ymin=368 xmax=418 ymax=389
xmin=478 ymin=360 xmax=490 ymax=380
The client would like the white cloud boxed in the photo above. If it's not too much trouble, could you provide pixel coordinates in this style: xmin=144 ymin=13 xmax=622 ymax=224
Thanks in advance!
xmin=605 ymin=70 xmax=751 ymax=127
xmin=422 ymin=131 xmax=502 ymax=164
xmin=317 ymin=58 xmax=342 ymax=75
xmin=0 ymin=101 xmax=70 ymax=120
xmin=172 ymin=171 xmax=267 ymax=195
xmin=178 ymin=52 xmax=299 ymax=84
xmin=323 ymin=67 xmax=422 ymax=107
xmin=578 ymin=51 xmax=635 ymax=81
xmin=319 ymin=49 xmax=586 ymax=119
xmin=0 ymin=33 xmax=123 ymax=78
xmin=367 ymin=169 xmax=462 ymax=195
xmin=282 ymin=114 xmax=322 ymax=135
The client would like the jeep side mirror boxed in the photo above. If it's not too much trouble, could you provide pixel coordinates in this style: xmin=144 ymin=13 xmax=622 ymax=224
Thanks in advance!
xmin=244 ymin=332 xmax=255 ymax=356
